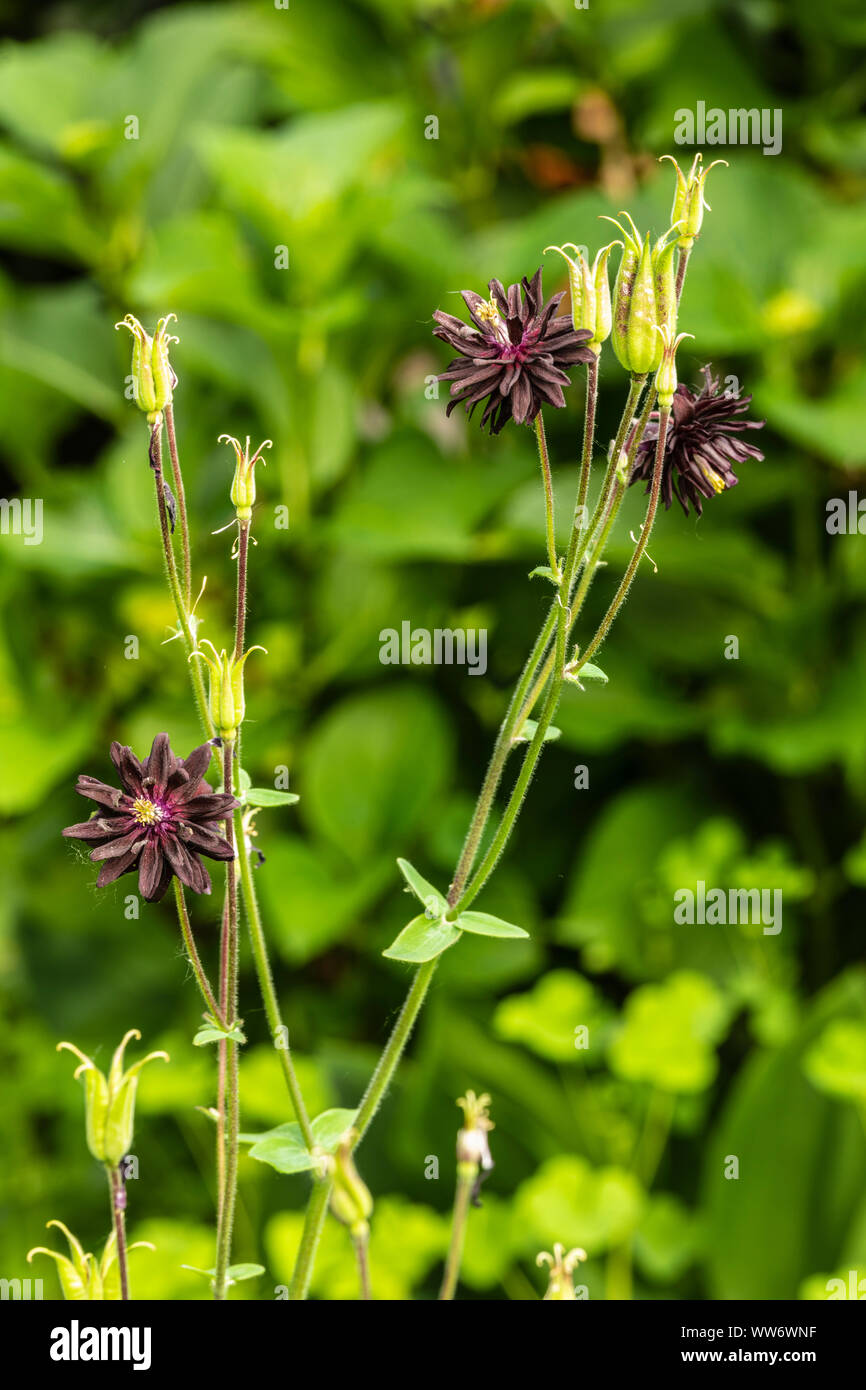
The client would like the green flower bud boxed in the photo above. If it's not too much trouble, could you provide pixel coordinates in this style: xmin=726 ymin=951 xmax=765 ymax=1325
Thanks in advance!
xmin=543 ymin=242 xmax=618 ymax=355
xmin=220 ymin=434 xmax=272 ymax=523
xmin=660 ymin=153 xmax=727 ymax=250
xmin=28 ymin=1221 xmax=154 ymax=1301
xmin=537 ymin=1243 xmax=587 ymax=1300
xmin=57 ymin=1030 xmax=168 ymax=1167
xmin=189 ymin=640 xmax=266 ymax=743
xmin=652 ymin=237 xmax=678 ymax=341
xmin=329 ymin=1133 xmax=373 ymax=1238
xmin=115 ymin=313 xmax=179 ymax=425
xmin=654 ymin=325 xmax=694 ymax=409
xmin=603 ymin=213 xmax=682 ymax=375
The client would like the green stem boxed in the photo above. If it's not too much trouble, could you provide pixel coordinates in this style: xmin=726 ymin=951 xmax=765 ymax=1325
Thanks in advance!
xmin=439 ymin=1166 xmax=475 ymax=1300
xmin=352 ymin=1228 xmax=372 ymax=1301
xmin=289 ymin=1175 xmax=331 ymax=1301
xmin=173 ymin=880 xmax=224 ymax=1025
xmin=213 ymin=739 xmax=240 ymax=1302
xmin=353 ymin=958 xmax=438 ymax=1144
xmin=107 ymin=1164 xmax=129 ymax=1301
xmin=447 ymin=604 xmax=557 ymax=905
xmin=164 ymin=404 xmax=192 ymax=611
xmin=575 ymin=405 xmax=670 ymax=674
xmin=149 ymin=422 xmax=213 ymax=740
xmin=457 ymin=583 xmax=568 ymax=913
xmin=235 ymin=808 xmax=315 ymax=1150
xmin=534 ymin=414 xmax=559 ymax=579
xmin=675 ymin=245 xmax=691 ymax=305
xmin=575 ymin=355 xmax=599 ymax=539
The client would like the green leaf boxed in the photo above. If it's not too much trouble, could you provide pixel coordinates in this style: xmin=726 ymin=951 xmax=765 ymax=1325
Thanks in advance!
xmin=528 ymin=565 xmax=559 ymax=583
xmin=242 ymin=787 xmax=300 ymax=808
xmin=513 ymin=719 xmax=561 ymax=744
xmin=566 ymin=663 xmax=608 ymax=686
xmin=382 ymin=913 xmax=461 ymax=963
xmin=456 ymin=910 xmax=529 ymax=940
xmin=248 ymin=1108 xmax=358 ymax=1175
xmin=302 ymin=686 xmax=453 ymax=862
xmin=804 ymin=1020 xmax=866 ymax=1104
xmin=493 ymin=970 xmax=609 ymax=1062
xmin=193 ymin=1022 xmax=246 ymax=1047
xmin=396 ymin=857 xmax=446 ymax=918
xmin=514 ymin=1155 xmax=644 ymax=1256
xmin=181 ymin=1263 xmax=265 ymax=1285
xmin=608 ymin=971 xmax=730 ymax=1094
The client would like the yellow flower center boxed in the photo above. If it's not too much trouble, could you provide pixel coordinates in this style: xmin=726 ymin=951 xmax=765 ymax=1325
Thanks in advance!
xmin=476 ymin=299 xmax=502 ymax=328
xmin=132 ymin=797 xmax=163 ymax=826
xmin=700 ymin=464 xmax=726 ymax=494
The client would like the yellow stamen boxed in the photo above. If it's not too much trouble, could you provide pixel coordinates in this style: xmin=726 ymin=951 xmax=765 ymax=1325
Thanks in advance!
xmin=132 ymin=797 xmax=163 ymax=826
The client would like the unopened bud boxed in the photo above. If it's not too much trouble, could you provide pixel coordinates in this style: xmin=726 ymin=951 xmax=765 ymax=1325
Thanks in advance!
xmin=660 ymin=153 xmax=727 ymax=250
xmin=115 ymin=314 xmax=178 ymax=424
xmin=329 ymin=1133 xmax=373 ymax=1238
xmin=190 ymin=640 xmax=266 ymax=742
xmin=57 ymin=1030 xmax=168 ymax=1167
xmin=654 ymin=326 xmax=694 ymax=409
xmin=220 ymin=434 xmax=272 ymax=523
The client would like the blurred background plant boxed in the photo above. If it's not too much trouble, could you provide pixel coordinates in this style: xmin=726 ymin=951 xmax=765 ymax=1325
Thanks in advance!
xmin=1 ymin=0 xmax=865 ymax=1301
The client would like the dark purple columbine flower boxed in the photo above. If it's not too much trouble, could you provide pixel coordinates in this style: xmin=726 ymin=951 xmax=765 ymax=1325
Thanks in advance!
xmin=631 ymin=366 xmax=765 ymax=516
xmin=433 ymin=268 xmax=595 ymax=435
xmin=62 ymin=733 xmax=238 ymax=902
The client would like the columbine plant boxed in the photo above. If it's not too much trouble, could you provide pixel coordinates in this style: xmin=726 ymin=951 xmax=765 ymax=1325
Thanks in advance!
xmin=50 ymin=153 xmax=763 ymax=1302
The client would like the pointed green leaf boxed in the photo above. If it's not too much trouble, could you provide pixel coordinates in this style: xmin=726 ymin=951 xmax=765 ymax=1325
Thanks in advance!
xmin=383 ymin=913 xmax=461 ymax=963
xmin=248 ymin=1108 xmax=358 ymax=1174
xmin=396 ymin=857 xmax=447 ymax=918
xmin=243 ymin=788 xmax=300 ymax=808
xmin=457 ymin=910 xmax=529 ymax=939
xmin=513 ymin=719 xmax=561 ymax=744
xmin=193 ymin=1023 xmax=246 ymax=1046
xmin=528 ymin=565 xmax=559 ymax=583
xmin=181 ymin=1263 xmax=264 ymax=1285
xmin=566 ymin=663 xmax=608 ymax=687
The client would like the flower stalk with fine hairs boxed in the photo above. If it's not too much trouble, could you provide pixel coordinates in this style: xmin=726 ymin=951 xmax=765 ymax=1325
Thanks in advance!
xmin=440 ymin=1092 xmax=495 ymax=1300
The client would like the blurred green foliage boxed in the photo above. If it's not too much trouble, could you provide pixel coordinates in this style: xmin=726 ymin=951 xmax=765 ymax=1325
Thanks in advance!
xmin=1 ymin=0 xmax=866 ymax=1301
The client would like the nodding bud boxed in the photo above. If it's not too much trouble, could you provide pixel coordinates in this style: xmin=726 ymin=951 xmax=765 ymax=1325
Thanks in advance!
xmin=57 ymin=1030 xmax=168 ymax=1168
xmin=543 ymin=242 xmax=618 ymax=354
xmin=537 ymin=1243 xmax=587 ymax=1301
xmin=189 ymin=640 xmax=267 ymax=743
xmin=660 ymin=153 xmax=727 ymax=250
xmin=329 ymin=1133 xmax=373 ymax=1239
xmin=220 ymin=434 xmax=272 ymax=523
xmin=603 ymin=213 xmax=683 ymax=376
xmin=654 ymin=325 xmax=694 ymax=409
xmin=115 ymin=314 xmax=178 ymax=425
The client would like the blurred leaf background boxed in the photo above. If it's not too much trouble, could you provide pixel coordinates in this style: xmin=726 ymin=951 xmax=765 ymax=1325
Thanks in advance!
xmin=1 ymin=0 xmax=866 ymax=1301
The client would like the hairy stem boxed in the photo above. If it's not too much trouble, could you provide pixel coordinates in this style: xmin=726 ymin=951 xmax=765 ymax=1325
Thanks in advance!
xmin=575 ymin=406 xmax=670 ymax=674
xmin=235 ymin=809 xmax=315 ymax=1150
xmin=164 ymin=404 xmax=192 ymax=611
xmin=439 ymin=1166 xmax=475 ymax=1301
xmin=149 ymin=423 xmax=213 ymax=739
xmin=534 ymin=414 xmax=559 ymax=579
xmin=213 ymin=739 xmax=240 ymax=1301
xmin=353 ymin=958 xmax=438 ymax=1144
xmin=289 ymin=1175 xmax=332 ymax=1301
xmin=353 ymin=1229 xmax=372 ymax=1301
xmin=173 ymin=880 xmax=223 ymax=1025
xmin=108 ymin=1164 xmax=129 ymax=1301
